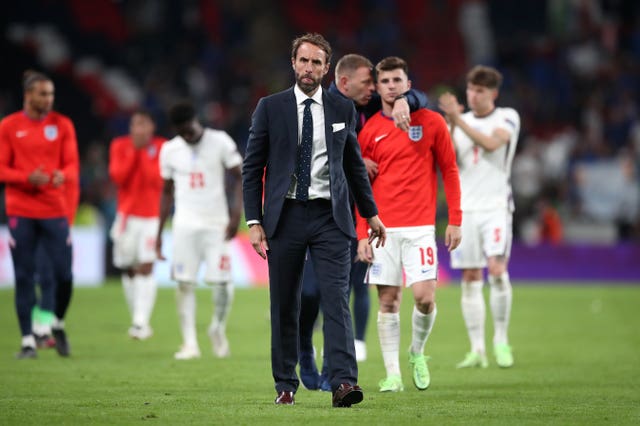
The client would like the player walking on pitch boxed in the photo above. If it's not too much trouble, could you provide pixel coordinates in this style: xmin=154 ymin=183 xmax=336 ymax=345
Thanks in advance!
xmin=109 ymin=110 xmax=165 ymax=340
xmin=157 ymin=102 xmax=243 ymax=360
xmin=438 ymin=65 xmax=520 ymax=368
xmin=356 ymin=57 xmax=462 ymax=392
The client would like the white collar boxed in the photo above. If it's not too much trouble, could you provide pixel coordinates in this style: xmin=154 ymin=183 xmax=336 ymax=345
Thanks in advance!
xmin=294 ymin=84 xmax=324 ymax=106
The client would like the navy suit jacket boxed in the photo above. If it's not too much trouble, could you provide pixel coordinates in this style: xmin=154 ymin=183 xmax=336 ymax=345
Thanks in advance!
xmin=242 ymin=86 xmax=378 ymax=239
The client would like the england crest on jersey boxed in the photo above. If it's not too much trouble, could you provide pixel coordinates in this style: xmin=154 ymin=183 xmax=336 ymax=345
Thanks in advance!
xmin=408 ymin=125 xmax=423 ymax=142
xmin=44 ymin=125 xmax=58 ymax=141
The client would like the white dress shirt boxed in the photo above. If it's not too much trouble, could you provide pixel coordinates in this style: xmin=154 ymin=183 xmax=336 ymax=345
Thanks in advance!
xmin=289 ymin=85 xmax=331 ymax=200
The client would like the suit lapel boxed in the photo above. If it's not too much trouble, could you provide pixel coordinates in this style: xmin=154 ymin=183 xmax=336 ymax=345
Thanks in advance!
xmin=283 ymin=88 xmax=298 ymax=152
xmin=323 ymin=91 xmax=335 ymax=159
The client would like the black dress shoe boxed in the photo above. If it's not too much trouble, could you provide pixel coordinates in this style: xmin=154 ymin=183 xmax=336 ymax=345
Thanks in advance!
xmin=275 ymin=391 xmax=295 ymax=405
xmin=332 ymin=383 xmax=363 ymax=407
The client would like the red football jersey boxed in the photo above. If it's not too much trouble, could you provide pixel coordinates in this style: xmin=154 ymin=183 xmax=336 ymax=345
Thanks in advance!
xmin=356 ymin=109 xmax=462 ymax=240
xmin=0 ymin=111 xmax=79 ymax=218
xmin=109 ymin=135 xmax=165 ymax=217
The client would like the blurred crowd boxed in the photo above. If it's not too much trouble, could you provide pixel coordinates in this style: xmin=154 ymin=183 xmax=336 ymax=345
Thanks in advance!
xmin=1 ymin=0 xmax=639 ymax=244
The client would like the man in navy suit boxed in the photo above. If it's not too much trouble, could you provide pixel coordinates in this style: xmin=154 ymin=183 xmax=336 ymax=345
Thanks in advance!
xmin=242 ymin=33 xmax=386 ymax=407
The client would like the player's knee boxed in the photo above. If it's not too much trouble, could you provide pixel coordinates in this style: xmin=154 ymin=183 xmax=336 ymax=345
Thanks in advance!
xmin=177 ymin=281 xmax=194 ymax=293
xmin=378 ymin=298 xmax=400 ymax=313
xmin=462 ymin=269 xmax=483 ymax=282
xmin=415 ymin=298 xmax=435 ymax=314
xmin=487 ymin=257 xmax=507 ymax=277
xmin=414 ymin=289 xmax=435 ymax=313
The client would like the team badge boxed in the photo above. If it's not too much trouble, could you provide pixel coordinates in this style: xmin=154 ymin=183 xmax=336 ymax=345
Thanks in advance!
xmin=408 ymin=125 xmax=423 ymax=142
xmin=147 ymin=145 xmax=157 ymax=158
xmin=44 ymin=125 xmax=58 ymax=141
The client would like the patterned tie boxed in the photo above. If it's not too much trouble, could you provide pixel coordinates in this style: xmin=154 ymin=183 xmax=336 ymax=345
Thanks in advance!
xmin=296 ymin=98 xmax=314 ymax=201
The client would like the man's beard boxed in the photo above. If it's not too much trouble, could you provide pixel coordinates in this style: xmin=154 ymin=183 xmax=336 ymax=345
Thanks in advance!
xmin=296 ymin=73 xmax=321 ymax=95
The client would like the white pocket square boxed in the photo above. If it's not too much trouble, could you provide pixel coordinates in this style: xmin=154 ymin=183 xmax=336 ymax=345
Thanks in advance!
xmin=332 ymin=122 xmax=345 ymax=132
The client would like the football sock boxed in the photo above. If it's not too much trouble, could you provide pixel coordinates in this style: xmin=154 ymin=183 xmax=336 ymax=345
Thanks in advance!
xmin=489 ymin=272 xmax=512 ymax=346
xmin=377 ymin=311 xmax=401 ymax=377
xmin=461 ymin=280 xmax=486 ymax=354
xmin=52 ymin=317 xmax=65 ymax=330
xmin=176 ymin=282 xmax=198 ymax=348
xmin=410 ymin=304 xmax=437 ymax=354
xmin=210 ymin=281 xmax=234 ymax=331
xmin=22 ymin=334 xmax=36 ymax=348
xmin=133 ymin=274 xmax=157 ymax=328
xmin=37 ymin=310 xmax=54 ymax=335
xmin=32 ymin=307 xmax=53 ymax=336
xmin=122 ymin=274 xmax=134 ymax=317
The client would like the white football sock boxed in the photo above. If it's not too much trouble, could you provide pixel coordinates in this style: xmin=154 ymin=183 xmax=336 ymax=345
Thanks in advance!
xmin=410 ymin=304 xmax=437 ymax=354
xmin=176 ymin=282 xmax=198 ymax=348
xmin=133 ymin=274 xmax=157 ymax=328
xmin=489 ymin=272 xmax=512 ymax=346
xmin=461 ymin=280 xmax=486 ymax=354
xmin=32 ymin=321 xmax=49 ymax=336
xmin=52 ymin=317 xmax=64 ymax=330
xmin=209 ymin=281 xmax=234 ymax=331
xmin=122 ymin=273 xmax=134 ymax=318
xmin=377 ymin=311 xmax=401 ymax=377
xmin=22 ymin=335 xmax=36 ymax=348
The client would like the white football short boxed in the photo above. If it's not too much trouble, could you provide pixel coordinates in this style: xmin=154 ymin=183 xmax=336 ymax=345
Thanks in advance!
xmin=171 ymin=224 xmax=230 ymax=283
xmin=450 ymin=209 xmax=512 ymax=269
xmin=110 ymin=213 xmax=159 ymax=268
xmin=367 ymin=226 xmax=438 ymax=287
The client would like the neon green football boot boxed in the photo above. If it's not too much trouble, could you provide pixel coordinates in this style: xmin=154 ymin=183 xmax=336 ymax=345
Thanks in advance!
xmin=494 ymin=343 xmax=514 ymax=368
xmin=378 ymin=375 xmax=404 ymax=392
xmin=408 ymin=352 xmax=431 ymax=390
xmin=456 ymin=351 xmax=489 ymax=369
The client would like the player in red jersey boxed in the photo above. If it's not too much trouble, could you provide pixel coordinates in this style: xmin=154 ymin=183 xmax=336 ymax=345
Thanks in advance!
xmin=109 ymin=111 xmax=165 ymax=340
xmin=0 ymin=70 xmax=79 ymax=359
xmin=356 ymin=57 xmax=462 ymax=392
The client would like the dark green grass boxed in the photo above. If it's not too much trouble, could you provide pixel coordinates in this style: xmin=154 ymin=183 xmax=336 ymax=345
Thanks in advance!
xmin=1 ymin=281 xmax=639 ymax=425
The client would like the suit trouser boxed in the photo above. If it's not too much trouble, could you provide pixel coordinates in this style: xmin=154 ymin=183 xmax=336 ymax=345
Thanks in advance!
xmin=267 ymin=199 xmax=357 ymax=393
xmin=299 ymin=241 xmax=369 ymax=358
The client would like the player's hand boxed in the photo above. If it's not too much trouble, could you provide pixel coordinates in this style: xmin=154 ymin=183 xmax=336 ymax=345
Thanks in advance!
xmin=366 ymin=215 xmax=386 ymax=248
xmin=249 ymin=224 xmax=269 ymax=259
xmin=391 ymin=96 xmax=411 ymax=131
xmin=51 ymin=170 xmax=65 ymax=187
xmin=155 ymin=236 xmax=166 ymax=261
xmin=445 ymin=225 xmax=462 ymax=252
xmin=28 ymin=165 xmax=50 ymax=186
xmin=438 ymin=92 xmax=463 ymax=120
xmin=357 ymin=238 xmax=374 ymax=263
xmin=363 ymin=157 xmax=379 ymax=181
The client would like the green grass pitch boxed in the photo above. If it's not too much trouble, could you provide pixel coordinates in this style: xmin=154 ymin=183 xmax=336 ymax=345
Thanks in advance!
xmin=1 ymin=281 xmax=639 ymax=425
